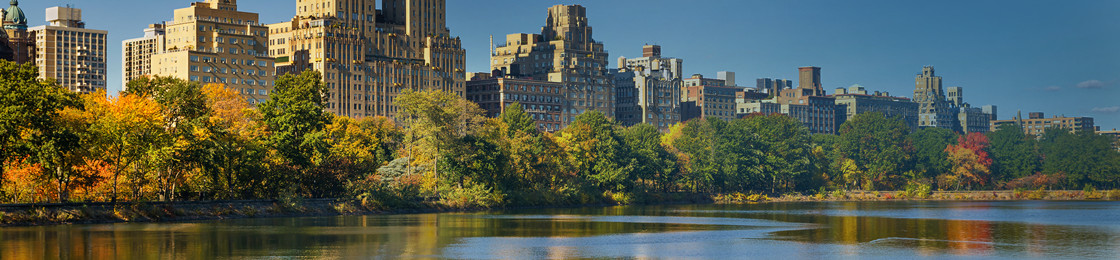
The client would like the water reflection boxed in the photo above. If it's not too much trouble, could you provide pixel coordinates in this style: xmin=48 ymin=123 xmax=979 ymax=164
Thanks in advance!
xmin=1 ymin=201 xmax=1117 ymax=259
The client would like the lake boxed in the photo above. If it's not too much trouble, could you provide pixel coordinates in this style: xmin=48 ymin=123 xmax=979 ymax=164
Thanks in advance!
xmin=3 ymin=201 xmax=1119 ymax=259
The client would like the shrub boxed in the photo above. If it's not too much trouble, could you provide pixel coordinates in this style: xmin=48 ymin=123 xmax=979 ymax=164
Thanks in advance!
xmin=440 ymin=184 xmax=504 ymax=208
xmin=831 ymin=189 xmax=847 ymax=199
xmin=1107 ymin=190 xmax=1120 ymax=200
xmin=903 ymin=183 xmax=932 ymax=199
xmin=1027 ymin=188 xmax=1049 ymax=200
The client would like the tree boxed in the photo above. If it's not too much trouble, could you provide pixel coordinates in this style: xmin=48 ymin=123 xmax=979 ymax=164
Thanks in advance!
xmin=835 ymin=112 xmax=912 ymax=190
xmin=986 ymin=124 xmax=1040 ymax=184
xmin=198 ymin=83 xmax=269 ymax=199
xmin=944 ymin=133 xmax=993 ymax=190
xmin=0 ymin=60 xmax=81 ymax=200
xmin=128 ymin=76 xmax=211 ymax=201
xmin=81 ymin=90 xmax=163 ymax=202
xmin=663 ymin=118 xmax=763 ymax=193
xmin=558 ymin=111 xmax=632 ymax=193
xmin=620 ymin=123 xmax=677 ymax=193
xmin=1039 ymin=130 xmax=1120 ymax=189
xmin=739 ymin=114 xmax=813 ymax=193
xmin=395 ymin=89 xmax=486 ymax=195
xmin=492 ymin=103 xmax=569 ymax=204
xmin=317 ymin=116 xmax=401 ymax=198
xmin=258 ymin=70 xmax=331 ymax=196
xmin=259 ymin=70 xmax=330 ymax=170
xmin=909 ymin=127 xmax=958 ymax=181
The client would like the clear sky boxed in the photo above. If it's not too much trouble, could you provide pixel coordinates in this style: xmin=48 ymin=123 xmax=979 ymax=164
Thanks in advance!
xmin=13 ymin=0 xmax=1120 ymax=129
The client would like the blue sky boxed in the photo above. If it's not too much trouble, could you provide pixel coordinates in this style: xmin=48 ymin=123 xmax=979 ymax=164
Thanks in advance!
xmin=14 ymin=0 xmax=1120 ymax=129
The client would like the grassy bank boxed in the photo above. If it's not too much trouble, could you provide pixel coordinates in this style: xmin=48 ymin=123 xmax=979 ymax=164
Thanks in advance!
xmin=716 ymin=189 xmax=1120 ymax=203
xmin=0 ymin=199 xmax=451 ymax=227
xmin=5 ymin=189 xmax=1118 ymax=226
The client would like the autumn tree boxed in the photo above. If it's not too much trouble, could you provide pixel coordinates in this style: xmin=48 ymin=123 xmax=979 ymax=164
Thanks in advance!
xmin=80 ymin=90 xmax=164 ymax=202
xmin=395 ymin=89 xmax=486 ymax=194
xmin=0 ymin=61 xmax=82 ymax=200
xmin=127 ymin=76 xmax=211 ymax=201
xmin=558 ymin=111 xmax=632 ymax=193
xmin=944 ymin=133 xmax=993 ymax=190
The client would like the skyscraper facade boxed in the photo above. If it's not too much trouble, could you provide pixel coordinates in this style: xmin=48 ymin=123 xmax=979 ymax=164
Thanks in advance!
xmin=614 ymin=45 xmax=682 ymax=131
xmin=151 ymin=0 xmax=274 ymax=104
xmin=491 ymin=5 xmax=612 ymax=124
xmin=913 ymin=66 xmax=956 ymax=129
xmin=28 ymin=6 xmax=108 ymax=93
xmin=122 ymin=23 xmax=165 ymax=91
xmin=268 ymin=0 xmax=466 ymax=118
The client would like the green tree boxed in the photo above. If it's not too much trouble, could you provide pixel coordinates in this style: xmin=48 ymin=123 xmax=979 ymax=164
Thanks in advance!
xmin=1039 ymin=130 xmax=1120 ymax=189
xmin=258 ymin=70 xmax=331 ymax=197
xmin=620 ymin=123 xmax=677 ymax=193
xmin=739 ymin=114 xmax=813 ymax=193
xmin=835 ymin=112 xmax=912 ymax=190
xmin=986 ymin=124 xmax=1040 ymax=184
xmin=0 ymin=61 xmax=82 ymax=200
xmin=494 ymin=103 xmax=569 ymax=204
xmin=909 ymin=127 xmax=957 ymax=180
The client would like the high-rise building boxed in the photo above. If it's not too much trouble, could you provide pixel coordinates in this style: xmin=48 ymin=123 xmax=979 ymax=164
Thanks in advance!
xmin=833 ymin=85 xmax=919 ymax=132
xmin=29 ymin=6 xmax=108 ymax=93
xmin=777 ymin=66 xmax=827 ymax=105
xmin=748 ymin=66 xmax=840 ymax=134
xmin=1 ymin=0 xmax=33 ymax=63
xmin=991 ymin=111 xmax=1095 ymax=138
xmin=122 ymin=23 xmax=166 ymax=91
xmin=982 ymin=105 xmax=998 ymax=121
xmin=151 ymin=0 xmax=274 ymax=104
xmin=683 ymin=74 xmax=726 ymax=87
xmin=717 ymin=71 xmax=736 ymax=87
xmin=947 ymin=86 xmax=964 ymax=107
xmin=614 ymin=45 xmax=682 ymax=131
xmin=913 ymin=66 xmax=956 ymax=130
xmin=958 ymin=104 xmax=990 ymax=134
xmin=466 ymin=75 xmax=565 ymax=132
xmin=681 ymin=72 xmax=743 ymax=123
xmin=269 ymin=0 xmax=466 ymax=118
xmin=756 ymin=78 xmax=792 ymax=96
xmin=492 ymin=5 xmax=611 ymax=124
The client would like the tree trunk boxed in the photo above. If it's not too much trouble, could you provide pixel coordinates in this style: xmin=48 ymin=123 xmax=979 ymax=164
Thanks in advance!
xmin=56 ymin=166 xmax=67 ymax=203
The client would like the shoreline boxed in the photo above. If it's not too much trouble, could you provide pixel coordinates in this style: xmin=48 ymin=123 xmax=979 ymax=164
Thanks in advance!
xmin=2 ymin=190 xmax=1117 ymax=227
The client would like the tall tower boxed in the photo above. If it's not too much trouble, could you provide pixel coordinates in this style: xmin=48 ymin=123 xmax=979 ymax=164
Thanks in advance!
xmin=491 ymin=5 xmax=612 ymax=124
xmin=29 ymin=6 xmax=108 ymax=93
xmin=913 ymin=66 xmax=955 ymax=129
xmin=799 ymin=66 xmax=822 ymax=90
xmin=268 ymin=0 xmax=465 ymax=118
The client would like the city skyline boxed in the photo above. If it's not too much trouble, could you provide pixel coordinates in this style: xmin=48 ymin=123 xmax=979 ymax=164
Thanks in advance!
xmin=11 ymin=0 xmax=1119 ymax=128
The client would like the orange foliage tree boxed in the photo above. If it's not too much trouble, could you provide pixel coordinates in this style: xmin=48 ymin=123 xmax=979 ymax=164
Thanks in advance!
xmin=944 ymin=133 xmax=993 ymax=190
xmin=81 ymin=90 xmax=164 ymax=202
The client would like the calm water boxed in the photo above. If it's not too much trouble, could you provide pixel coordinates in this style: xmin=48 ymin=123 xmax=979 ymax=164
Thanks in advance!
xmin=3 ymin=201 xmax=1119 ymax=259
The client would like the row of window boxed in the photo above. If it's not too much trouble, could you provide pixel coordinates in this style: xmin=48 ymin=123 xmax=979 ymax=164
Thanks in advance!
xmin=189 ymin=55 xmax=270 ymax=67
xmin=188 ymin=76 xmax=269 ymax=86
xmin=190 ymin=65 xmax=268 ymax=76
